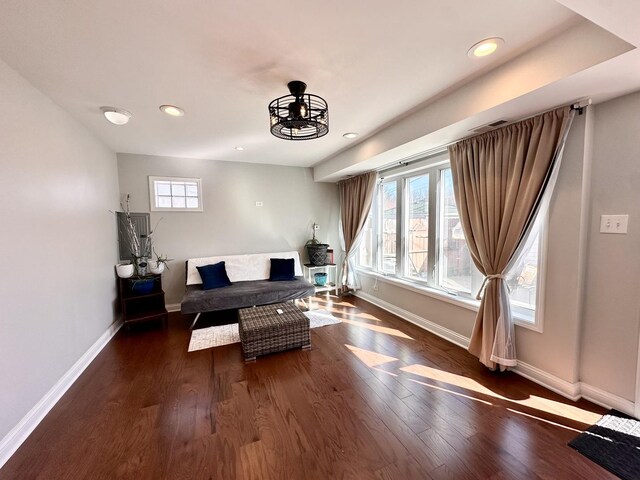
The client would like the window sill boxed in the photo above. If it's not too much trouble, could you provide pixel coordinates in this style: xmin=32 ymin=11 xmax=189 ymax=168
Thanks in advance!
xmin=149 ymin=208 xmax=203 ymax=213
xmin=355 ymin=268 xmax=542 ymax=332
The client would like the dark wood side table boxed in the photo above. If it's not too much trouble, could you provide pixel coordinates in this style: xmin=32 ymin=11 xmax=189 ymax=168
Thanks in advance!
xmin=118 ymin=274 xmax=168 ymax=329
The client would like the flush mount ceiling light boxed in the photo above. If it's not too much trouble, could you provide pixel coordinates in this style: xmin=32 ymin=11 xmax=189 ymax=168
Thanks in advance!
xmin=234 ymin=146 xmax=244 ymax=151
xmin=100 ymin=107 xmax=131 ymax=125
xmin=159 ymin=105 xmax=185 ymax=117
xmin=343 ymin=132 xmax=358 ymax=139
xmin=268 ymin=80 xmax=329 ymax=140
xmin=467 ymin=37 xmax=504 ymax=58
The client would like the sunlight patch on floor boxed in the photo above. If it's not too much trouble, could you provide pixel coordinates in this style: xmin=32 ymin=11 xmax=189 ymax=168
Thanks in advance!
xmin=312 ymin=297 xmax=356 ymax=308
xmin=353 ymin=312 xmax=382 ymax=321
xmin=371 ymin=367 xmax=399 ymax=377
xmin=345 ymin=344 xmax=398 ymax=367
xmin=341 ymin=318 xmax=414 ymax=340
xmin=506 ymin=408 xmax=582 ymax=433
xmin=400 ymin=363 xmax=601 ymax=425
xmin=406 ymin=377 xmax=493 ymax=406
xmin=313 ymin=305 xmax=361 ymax=318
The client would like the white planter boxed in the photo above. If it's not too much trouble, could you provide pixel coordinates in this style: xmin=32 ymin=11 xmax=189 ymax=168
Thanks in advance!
xmin=149 ymin=261 xmax=165 ymax=275
xmin=116 ymin=263 xmax=134 ymax=278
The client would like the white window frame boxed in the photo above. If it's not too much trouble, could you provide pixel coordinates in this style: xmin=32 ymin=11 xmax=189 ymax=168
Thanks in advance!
xmin=148 ymin=176 xmax=203 ymax=212
xmin=355 ymin=155 xmax=545 ymax=332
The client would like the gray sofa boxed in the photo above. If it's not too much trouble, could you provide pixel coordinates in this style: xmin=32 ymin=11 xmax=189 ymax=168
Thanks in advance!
xmin=180 ymin=251 xmax=315 ymax=327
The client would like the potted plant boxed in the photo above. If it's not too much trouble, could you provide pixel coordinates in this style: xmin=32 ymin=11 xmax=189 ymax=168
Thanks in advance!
xmin=305 ymin=223 xmax=329 ymax=266
xmin=113 ymin=194 xmax=169 ymax=289
xmin=149 ymin=250 xmax=172 ymax=275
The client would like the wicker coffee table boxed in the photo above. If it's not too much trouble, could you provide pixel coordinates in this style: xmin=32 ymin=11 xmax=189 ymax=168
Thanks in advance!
xmin=238 ymin=302 xmax=310 ymax=361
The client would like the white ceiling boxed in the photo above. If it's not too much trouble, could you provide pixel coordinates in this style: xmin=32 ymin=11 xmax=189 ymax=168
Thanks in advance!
xmin=0 ymin=0 xmax=580 ymax=167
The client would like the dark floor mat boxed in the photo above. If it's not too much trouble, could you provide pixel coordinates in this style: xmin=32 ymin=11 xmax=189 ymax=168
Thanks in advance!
xmin=569 ymin=409 xmax=640 ymax=480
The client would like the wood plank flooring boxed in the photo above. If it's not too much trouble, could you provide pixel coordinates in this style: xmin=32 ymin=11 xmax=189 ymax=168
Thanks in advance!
xmin=0 ymin=295 xmax=615 ymax=479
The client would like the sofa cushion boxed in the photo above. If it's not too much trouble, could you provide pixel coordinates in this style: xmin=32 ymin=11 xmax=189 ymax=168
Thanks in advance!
xmin=181 ymin=277 xmax=315 ymax=314
xmin=186 ymin=251 xmax=304 ymax=285
xmin=197 ymin=262 xmax=232 ymax=290
xmin=269 ymin=258 xmax=295 ymax=281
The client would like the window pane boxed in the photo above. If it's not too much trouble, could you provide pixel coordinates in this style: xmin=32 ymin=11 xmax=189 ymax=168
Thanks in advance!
xmin=405 ymin=174 xmax=429 ymax=279
xmin=358 ymin=211 xmax=374 ymax=268
xmin=157 ymin=196 xmax=172 ymax=208
xmin=381 ymin=182 xmax=397 ymax=273
xmin=150 ymin=176 xmax=202 ymax=211
xmin=439 ymin=168 xmax=472 ymax=293
xmin=171 ymin=182 xmax=186 ymax=196
xmin=172 ymin=196 xmax=186 ymax=208
xmin=185 ymin=183 xmax=198 ymax=197
xmin=507 ymin=215 xmax=542 ymax=312
xmin=156 ymin=181 xmax=171 ymax=196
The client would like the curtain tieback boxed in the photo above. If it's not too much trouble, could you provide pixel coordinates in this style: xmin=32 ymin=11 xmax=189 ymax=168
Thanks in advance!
xmin=476 ymin=274 xmax=505 ymax=300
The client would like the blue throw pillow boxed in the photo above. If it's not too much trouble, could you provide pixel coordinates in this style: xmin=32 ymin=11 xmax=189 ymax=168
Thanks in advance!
xmin=269 ymin=258 xmax=295 ymax=281
xmin=197 ymin=261 xmax=232 ymax=290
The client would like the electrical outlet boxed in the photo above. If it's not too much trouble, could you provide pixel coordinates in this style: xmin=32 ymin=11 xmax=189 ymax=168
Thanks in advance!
xmin=600 ymin=214 xmax=628 ymax=234
xmin=255 ymin=201 xmax=263 ymax=207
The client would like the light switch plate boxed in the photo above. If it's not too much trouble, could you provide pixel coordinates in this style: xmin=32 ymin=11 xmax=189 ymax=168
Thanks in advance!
xmin=600 ymin=214 xmax=628 ymax=234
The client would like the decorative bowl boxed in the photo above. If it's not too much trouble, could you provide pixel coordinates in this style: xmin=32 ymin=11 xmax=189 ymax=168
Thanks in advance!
xmin=116 ymin=264 xmax=134 ymax=278
xmin=314 ymin=272 xmax=328 ymax=286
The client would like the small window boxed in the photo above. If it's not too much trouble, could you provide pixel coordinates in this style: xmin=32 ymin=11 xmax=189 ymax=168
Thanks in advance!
xmin=148 ymin=176 xmax=203 ymax=212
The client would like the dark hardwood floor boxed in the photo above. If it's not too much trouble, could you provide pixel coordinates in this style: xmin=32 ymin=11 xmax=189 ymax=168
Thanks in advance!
xmin=1 ymin=295 xmax=614 ymax=479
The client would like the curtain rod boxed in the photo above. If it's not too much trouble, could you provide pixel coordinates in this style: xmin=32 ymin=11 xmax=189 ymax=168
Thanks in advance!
xmin=375 ymin=98 xmax=591 ymax=175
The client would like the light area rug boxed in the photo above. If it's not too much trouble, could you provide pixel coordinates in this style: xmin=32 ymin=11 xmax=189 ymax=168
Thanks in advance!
xmin=188 ymin=309 xmax=341 ymax=352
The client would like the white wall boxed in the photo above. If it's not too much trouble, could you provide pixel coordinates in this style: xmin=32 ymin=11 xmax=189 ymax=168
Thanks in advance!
xmin=117 ymin=154 xmax=340 ymax=305
xmin=580 ymin=91 xmax=640 ymax=401
xmin=0 ymin=58 xmax=119 ymax=441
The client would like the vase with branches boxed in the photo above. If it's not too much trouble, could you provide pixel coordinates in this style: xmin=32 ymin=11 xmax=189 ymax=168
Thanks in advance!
xmin=115 ymin=194 xmax=169 ymax=277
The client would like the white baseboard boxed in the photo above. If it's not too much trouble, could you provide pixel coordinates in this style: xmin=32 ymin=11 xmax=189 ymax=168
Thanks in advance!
xmin=356 ymin=291 xmax=470 ymax=349
xmin=580 ymin=382 xmax=635 ymax=416
xmin=0 ymin=319 xmax=123 ymax=469
xmin=354 ymin=291 xmax=636 ymax=417
xmin=512 ymin=361 xmax=581 ymax=400
xmin=166 ymin=303 xmax=181 ymax=313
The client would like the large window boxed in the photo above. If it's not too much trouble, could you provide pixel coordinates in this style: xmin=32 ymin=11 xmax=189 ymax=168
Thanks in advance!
xmin=439 ymin=168 xmax=473 ymax=293
xmin=357 ymin=158 xmax=543 ymax=324
xmin=381 ymin=181 xmax=398 ymax=273
xmin=505 ymin=214 xmax=543 ymax=311
xmin=358 ymin=211 xmax=374 ymax=268
xmin=405 ymin=174 xmax=429 ymax=280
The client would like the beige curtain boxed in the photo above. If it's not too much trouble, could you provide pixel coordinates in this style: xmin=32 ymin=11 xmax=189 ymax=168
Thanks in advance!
xmin=338 ymin=171 xmax=378 ymax=290
xmin=448 ymin=106 xmax=574 ymax=370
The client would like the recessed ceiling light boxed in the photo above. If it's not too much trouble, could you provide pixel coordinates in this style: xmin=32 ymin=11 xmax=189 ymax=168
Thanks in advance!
xmin=468 ymin=37 xmax=504 ymax=58
xmin=234 ymin=146 xmax=244 ymax=151
xmin=159 ymin=105 xmax=185 ymax=117
xmin=100 ymin=107 xmax=131 ymax=125
xmin=343 ymin=132 xmax=358 ymax=139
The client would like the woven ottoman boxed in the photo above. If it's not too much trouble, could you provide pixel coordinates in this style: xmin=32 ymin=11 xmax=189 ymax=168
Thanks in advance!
xmin=238 ymin=302 xmax=310 ymax=361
